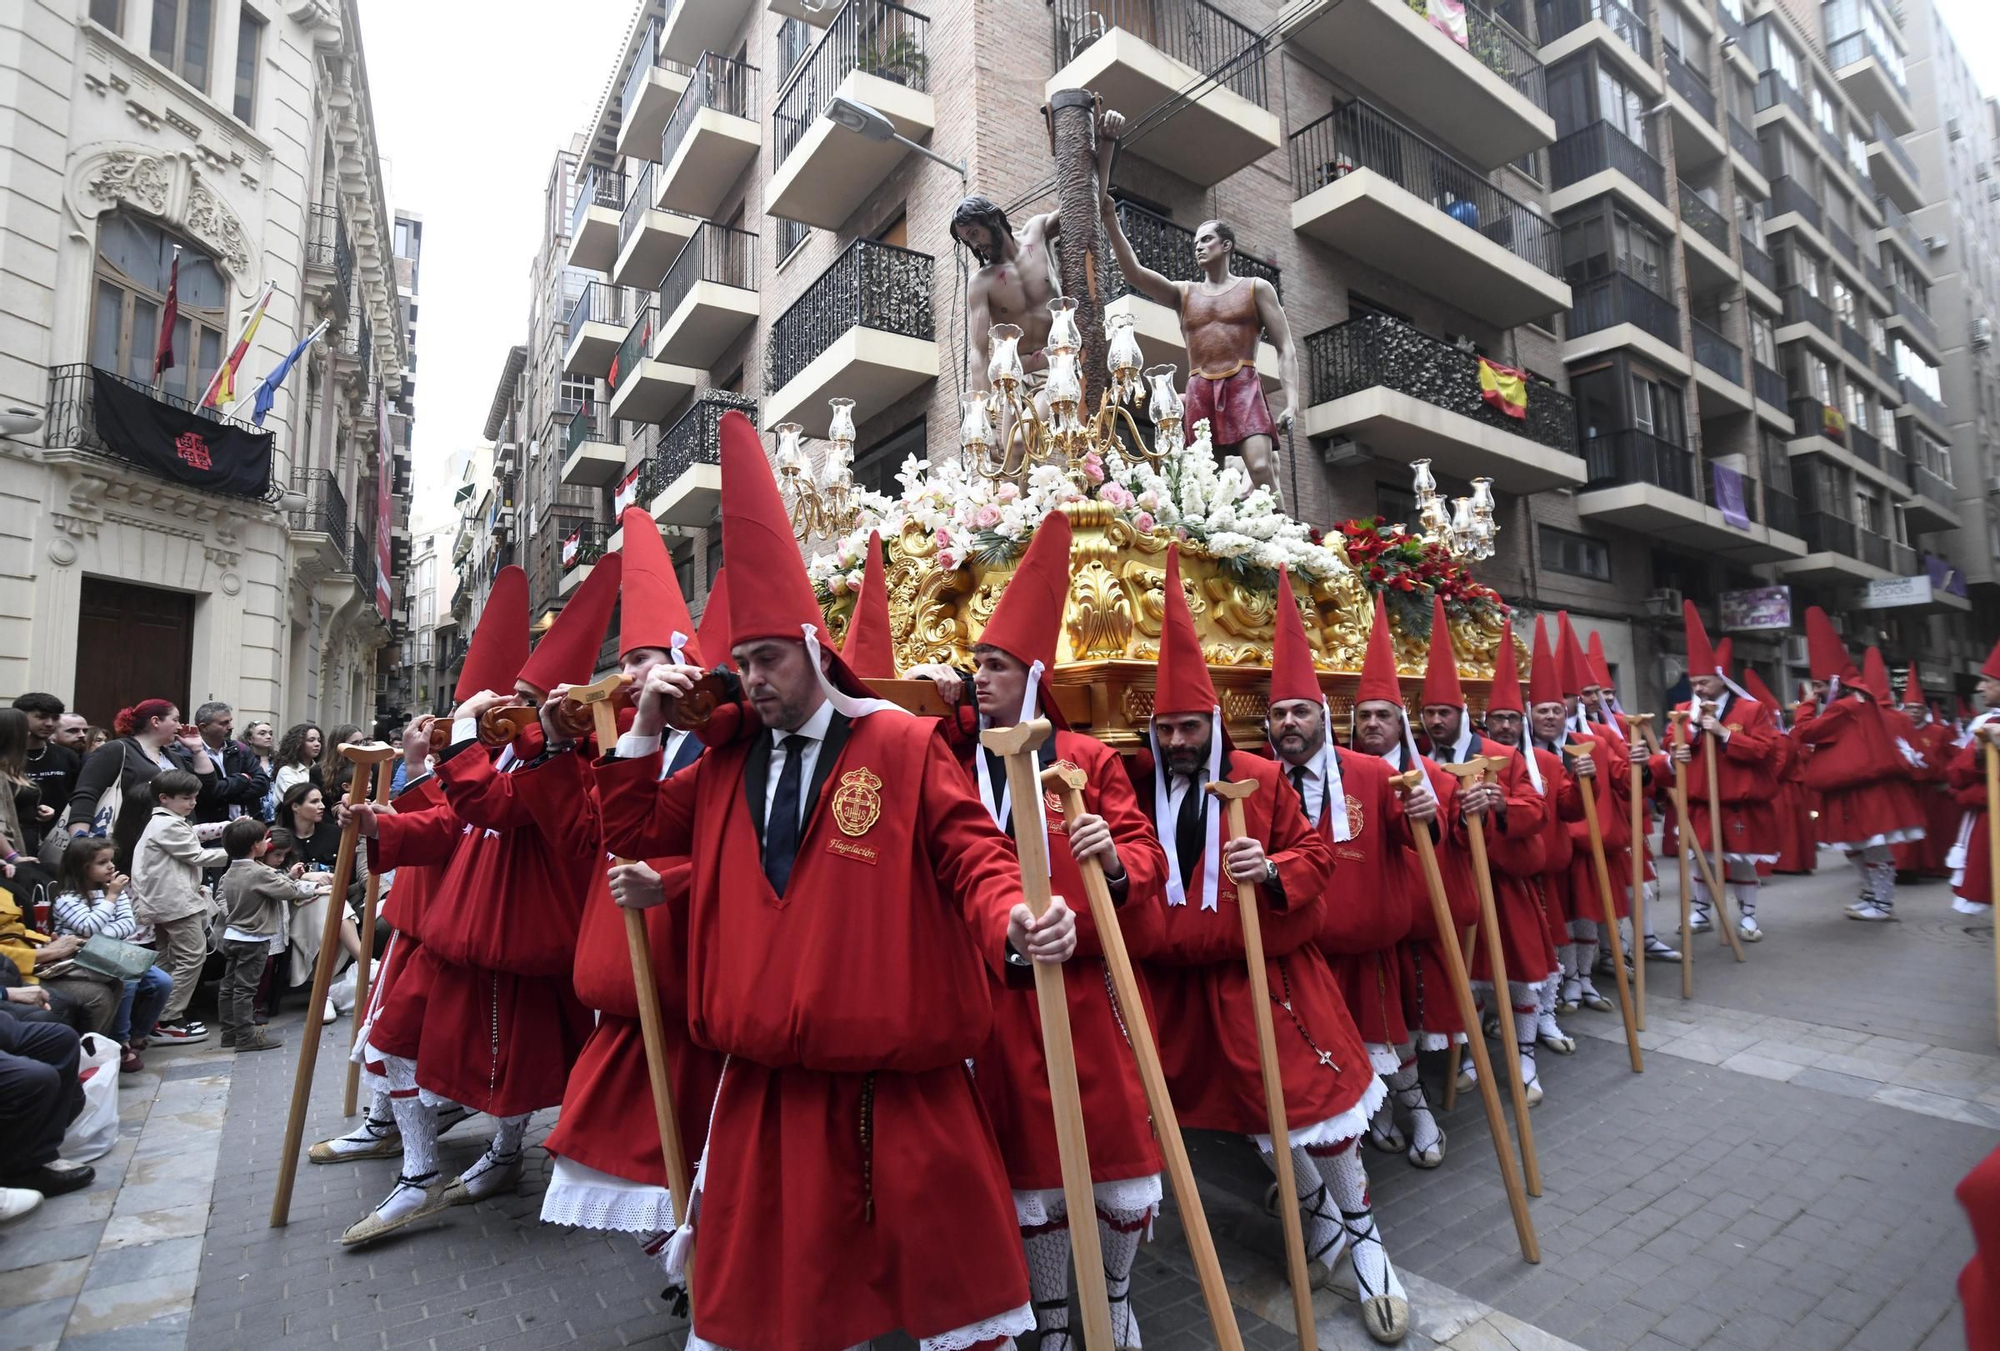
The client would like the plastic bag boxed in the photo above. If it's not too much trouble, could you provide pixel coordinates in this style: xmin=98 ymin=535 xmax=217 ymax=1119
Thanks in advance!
xmin=59 ymin=1031 xmax=121 ymax=1163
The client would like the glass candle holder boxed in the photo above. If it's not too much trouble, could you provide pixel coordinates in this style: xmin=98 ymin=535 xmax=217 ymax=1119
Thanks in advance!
xmin=1046 ymin=296 xmax=1082 ymax=355
xmin=773 ymin=422 xmax=808 ymax=475
xmin=1105 ymin=311 xmax=1143 ymax=377
xmin=1410 ymin=458 xmax=1438 ymax=497
xmin=827 ymin=397 xmax=856 ymax=451
xmin=1144 ymin=364 xmax=1182 ymax=421
xmin=959 ymin=393 xmax=995 ymax=452
xmin=988 ymin=323 xmax=1025 ymax=387
xmin=1045 ymin=350 xmax=1083 ymax=408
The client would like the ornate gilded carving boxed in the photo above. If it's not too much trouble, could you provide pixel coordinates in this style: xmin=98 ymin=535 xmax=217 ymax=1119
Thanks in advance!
xmin=1125 ymin=559 xmax=1205 ymax=639
xmin=1066 ymin=559 xmax=1132 ymax=658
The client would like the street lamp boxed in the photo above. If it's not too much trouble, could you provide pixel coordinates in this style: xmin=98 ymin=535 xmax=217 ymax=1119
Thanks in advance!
xmin=825 ymin=94 xmax=967 ymax=180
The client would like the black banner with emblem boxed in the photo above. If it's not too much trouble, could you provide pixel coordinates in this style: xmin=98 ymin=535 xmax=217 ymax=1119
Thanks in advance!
xmin=90 ymin=366 xmax=274 ymax=497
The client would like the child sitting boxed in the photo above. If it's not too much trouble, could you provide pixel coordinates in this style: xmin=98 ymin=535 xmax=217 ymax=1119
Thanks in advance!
xmin=49 ymin=836 xmax=174 ymax=1073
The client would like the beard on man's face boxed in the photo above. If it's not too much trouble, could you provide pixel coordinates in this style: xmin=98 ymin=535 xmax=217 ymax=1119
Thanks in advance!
xmin=1162 ymin=739 xmax=1210 ymax=778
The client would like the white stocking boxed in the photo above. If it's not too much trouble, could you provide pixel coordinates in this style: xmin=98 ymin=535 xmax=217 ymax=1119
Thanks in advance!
xmin=372 ymin=1086 xmax=438 ymax=1220
xmin=1097 ymin=1204 xmax=1151 ymax=1348
xmin=1511 ymin=994 xmax=1539 ymax=1088
xmin=1848 ymin=851 xmax=1872 ymax=900
xmin=1384 ymin=1057 xmax=1440 ymax=1157
xmin=1023 ymin=1206 xmax=1072 ymax=1347
xmin=1310 ymin=1139 xmax=1405 ymax=1306
xmin=1690 ymin=875 xmax=1714 ymax=923
xmin=456 ymin=1113 xmax=530 ymax=1200
xmin=1265 ymin=1143 xmax=1342 ymax=1270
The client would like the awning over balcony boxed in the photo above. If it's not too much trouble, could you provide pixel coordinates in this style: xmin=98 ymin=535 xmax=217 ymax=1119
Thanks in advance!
xmin=764 ymin=238 xmax=937 ymax=436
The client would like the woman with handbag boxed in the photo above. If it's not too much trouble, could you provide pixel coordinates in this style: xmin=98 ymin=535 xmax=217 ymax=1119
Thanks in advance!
xmin=50 ymin=837 xmax=172 ymax=1074
xmin=65 ymin=699 xmax=221 ymax=840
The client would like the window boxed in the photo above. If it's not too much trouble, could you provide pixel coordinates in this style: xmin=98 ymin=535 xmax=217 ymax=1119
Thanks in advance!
xmin=1657 ymin=2 xmax=1699 ymax=64
xmin=1750 ymin=308 xmax=1777 ymax=367
xmin=1630 ymin=371 xmax=1686 ymax=443
xmin=150 ymin=0 xmax=214 ymax=92
xmin=1845 ymin=382 xmax=1868 ymax=429
xmin=1832 ymin=278 xmax=1855 ymax=326
xmin=89 ymin=212 xmax=227 ymax=403
xmin=1377 ymin=484 xmax=1417 ymax=526
xmin=1613 ymin=213 xmax=1667 ymax=291
xmin=1542 ymin=526 xmax=1613 ymax=581
xmin=1598 ymin=63 xmax=1654 ymax=151
xmin=233 ymin=8 xmax=262 ymax=122
xmin=777 ymin=217 xmax=809 ymax=262
xmin=776 ymin=16 xmax=814 ymax=76
xmin=853 ymin=417 xmax=924 ymax=498
xmin=1803 ymin=352 xmax=1834 ymax=403
xmin=90 ymin=0 xmax=122 ymax=31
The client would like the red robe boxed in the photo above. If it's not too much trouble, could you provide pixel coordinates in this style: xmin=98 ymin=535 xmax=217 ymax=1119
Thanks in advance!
xmin=1459 ymin=737 xmax=1555 ymax=990
xmin=1388 ymin=752 xmax=1479 ymax=1042
xmin=1128 ymin=749 xmax=1373 ymax=1140
xmin=1797 ymin=695 xmax=1927 ymax=850
xmin=1565 ymin=719 xmax=1638 ymax=920
xmin=531 ymin=754 xmax=726 ymax=1198
xmin=1894 ymin=718 xmax=1957 ymax=876
xmin=944 ymin=727 xmax=1167 ymax=1195
xmin=1948 ymin=727 xmax=1996 ymax=908
xmin=597 ymin=706 xmax=1032 ymax=1351
xmin=374 ymin=743 xmax=596 ymax=1116
xmin=1670 ymin=693 xmax=1781 ymax=862
xmin=368 ymin=773 xmax=464 ymax=1063
xmin=1304 ymin=747 xmax=1413 ymax=1054
xmin=1768 ymin=718 xmax=1817 ymax=874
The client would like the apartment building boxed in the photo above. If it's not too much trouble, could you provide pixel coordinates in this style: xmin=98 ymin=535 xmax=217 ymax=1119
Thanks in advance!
xmin=527 ymin=0 xmax=1983 ymax=710
xmin=0 ymin=0 xmax=411 ymax=729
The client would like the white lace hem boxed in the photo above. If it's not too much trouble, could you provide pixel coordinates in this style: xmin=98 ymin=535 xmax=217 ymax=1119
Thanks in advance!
xmin=1721 ymin=852 xmax=1781 ymax=865
xmin=686 ymin=1302 xmax=1035 ymax=1351
xmin=1823 ymin=826 xmax=1924 ymax=850
xmin=1012 ymin=1173 xmax=1165 ymax=1227
xmin=1365 ymin=1042 xmax=1402 ymax=1076
xmin=1254 ymin=1072 xmax=1389 ymax=1153
xmin=1411 ymin=1030 xmax=1466 ymax=1051
xmin=539 ymin=1157 xmax=677 ymax=1233
xmin=1953 ymin=896 xmax=1993 ymax=915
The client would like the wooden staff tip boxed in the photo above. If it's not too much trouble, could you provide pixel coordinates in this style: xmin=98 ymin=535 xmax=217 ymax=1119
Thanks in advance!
xmin=1204 ymin=779 xmax=1258 ymax=803
xmin=338 ymin=740 xmax=397 ymax=765
xmin=1040 ymin=761 xmax=1089 ymax=793
xmin=980 ymin=718 xmax=1053 ymax=758
xmin=566 ymin=670 xmax=632 ymax=705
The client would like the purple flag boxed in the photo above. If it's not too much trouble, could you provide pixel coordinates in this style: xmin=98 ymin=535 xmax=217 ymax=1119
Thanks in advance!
xmin=1712 ymin=462 xmax=1751 ymax=530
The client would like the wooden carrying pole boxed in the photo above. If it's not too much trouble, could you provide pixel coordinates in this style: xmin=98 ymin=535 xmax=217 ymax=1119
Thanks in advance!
xmin=1618 ymin=714 xmax=1652 ymax=1030
xmin=272 ymin=741 xmax=396 ymax=1227
xmin=342 ymin=761 xmax=396 ymax=1116
xmin=571 ymin=672 xmax=694 ymax=1218
xmin=1982 ymin=726 xmax=2000 ymax=1046
xmin=1390 ymin=769 xmax=1540 ymax=1264
xmin=1207 ymin=778 xmax=1319 ymax=1347
xmin=1662 ymin=715 xmax=1709 ymax=999
xmin=1443 ymin=758 xmax=1541 ymax=1198
xmin=1042 ymin=763 xmax=1244 ymax=1351
xmin=985 ymin=721 xmax=1114 ymax=1351
xmin=1696 ymin=702 xmax=1747 ymax=964
xmin=1565 ymin=743 xmax=1644 ymax=1074
xmin=1441 ymin=924 xmax=1477 ymax=1115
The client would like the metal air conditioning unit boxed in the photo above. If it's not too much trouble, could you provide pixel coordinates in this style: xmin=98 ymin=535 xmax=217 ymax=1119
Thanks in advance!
xmin=1783 ymin=635 xmax=1810 ymax=667
xmin=1975 ymin=317 xmax=1993 ymax=349
xmin=1926 ymin=235 xmax=1948 ymax=253
xmin=1645 ymin=586 xmax=1683 ymax=617
xmin=1950 ymin=118 xmax=1963 ymax=141
xmin=1320 ymin=438 xmax=1372 ymax=468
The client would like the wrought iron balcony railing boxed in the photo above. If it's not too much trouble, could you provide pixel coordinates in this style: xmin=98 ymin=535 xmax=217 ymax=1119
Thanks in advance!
xmin=1664 ymin=45 xmax=1715 ymax=123
xmin=660 ymin=221 xmax=760 ymax=323
xmin=567 ymin=279 xmax=626 ymax=337
xmin=562 ymin=520 xmax=612 ymax=572
xmin=1764 ymin=486 xmax=1800 ymax=536
xmin=1742 ymin=239 xmax=1777 ymax=291
xmin=289 ymin=467 xmax=349 ymax=538
xmin=42 ymin=364 xmax=282 ymax=503
xmin=620 ymin=162 xmax=657 ymax=250
xmin=1567 ymin=270 xmax=1680 ymax=347
xmin=766 ymin=236 xmax=934 ymax=393
xmin=1049 ymin=0 xmax=1268 ymax=106
xmin=1678 ymin=183 xmax=1729 ymax=253
xmin=1290 ymin=100 xmax=1559 ymax=276
xmin=645 ymin=389 xmax=761 ymax=497
xmin=1101 ymin=199 xmax=1282 ymax=304
xmin=568 ymin=166 xmax=625 ymax=241
xmin=1691 ymin=317 xmax=1741 ymax=384
xmin=1302 ymin=313 xmax=1578 ymax=456
xmin=1798 ymin=509 xmax=1857 ymax=556
xmin=610 ymin=306 xmax=656 ymax=394
xmin=1581 ymin=429 xmax=1695 ymax=497
xmin=1551 ymin=120 xmax=1665 ymax=202
xmin=664 ymin=50 xmax=759 ymax=170
xmin=565 ymin=404 xmax=607 ymax=456
xmin=618 ymin=19 xmax=680 ymax=131
xmin=774 ymin=1 xmax=927 ymax=173
xmin=1702 ymin=458 xmax=1759 ymax=523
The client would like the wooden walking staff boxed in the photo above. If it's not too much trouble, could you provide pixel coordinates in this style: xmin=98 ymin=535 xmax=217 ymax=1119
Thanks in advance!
xmin=1981 ymin=725 xmax=2000 ymax=1046
xmin=1206 ymin=777 xmax=1319 ymax=1347
xmin=1696 ymin=701 xmax=1747 ymax=964
xmin=272 ymin=740 xmax=397 ymax=1227
xmin=1662 ymin=713 xmax=1705 ymax=1000
xmin=984 ymin=720 xmax=1115 ymax=1351
xmin=1441 ymin=923 xmax=1478 ymax=1115
xmin=1444 ymin=757 xmax=1542 ymax=1197
xmin=1618 ymin=713 xmax=1652 ymax=1029
xmin=1042 ymin=763 xmax=1244 ymax=1351
xmin=1390 ymin=769 xmax=1540 ymax=1264
xmin=1565 ymin=742 xmax=1644 ymax=1075
xmin=342 ymin=758 xmax=396 ymax=1117
xmin=569 ymin=671 xmax=693 ymax=1218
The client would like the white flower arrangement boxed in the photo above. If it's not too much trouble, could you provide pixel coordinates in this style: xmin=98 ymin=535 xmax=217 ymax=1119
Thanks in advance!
xmin=805 ymin=421 xmax=1351 ymax=595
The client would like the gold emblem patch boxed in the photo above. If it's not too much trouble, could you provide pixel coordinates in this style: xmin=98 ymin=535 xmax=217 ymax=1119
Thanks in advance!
xmin=1345 ymin=793 xmax=1365 ymax=836
xmin=831 ymin=767 xmax=883 ymax=837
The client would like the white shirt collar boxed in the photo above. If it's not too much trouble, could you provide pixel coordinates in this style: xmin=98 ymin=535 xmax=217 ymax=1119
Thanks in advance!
xmin=772 ymin=697 xmax=836 ymax=749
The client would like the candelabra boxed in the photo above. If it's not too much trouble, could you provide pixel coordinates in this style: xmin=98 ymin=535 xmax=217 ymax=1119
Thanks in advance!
xmin=963 ymin=297 xmax=1170 ymax=484
xmin=1409 ymin=459 xmax=1498 ymax=561
xmin=774 ymin=398 xmax=865 ymax=543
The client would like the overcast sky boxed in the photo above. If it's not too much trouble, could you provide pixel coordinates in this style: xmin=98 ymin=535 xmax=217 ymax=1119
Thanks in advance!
xmin=356 ymin=0 xmax=633 ymax=527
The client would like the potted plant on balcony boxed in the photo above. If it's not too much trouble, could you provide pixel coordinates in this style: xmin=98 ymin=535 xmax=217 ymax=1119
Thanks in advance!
xmin=862 ymin=32 xmax=927 ymax=88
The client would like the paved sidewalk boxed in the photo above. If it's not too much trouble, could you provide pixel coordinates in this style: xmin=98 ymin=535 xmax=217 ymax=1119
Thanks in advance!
xmin=0 ymin=854 xmax=1991 ymax=1351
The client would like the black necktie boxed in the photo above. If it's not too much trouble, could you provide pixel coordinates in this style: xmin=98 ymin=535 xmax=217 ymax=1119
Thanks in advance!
xmin=1174 ymin=776 xmax=1205 ymax=883
xmin=763 ymin=734 xmax=810 ymax=896
xmin=985 ymin=750 xmax=1010 ymax=831
xmin=1291 ymin=765 xmax=1312 ymax=821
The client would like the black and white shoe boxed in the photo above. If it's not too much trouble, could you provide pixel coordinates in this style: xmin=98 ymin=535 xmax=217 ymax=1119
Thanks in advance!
xmin=153 ymin=1020 xmax=208 ymax=1044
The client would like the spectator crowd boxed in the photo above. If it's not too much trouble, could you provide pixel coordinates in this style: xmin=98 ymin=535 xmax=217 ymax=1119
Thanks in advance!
xmin=0 ymin=690 xmax=390 ymax=1226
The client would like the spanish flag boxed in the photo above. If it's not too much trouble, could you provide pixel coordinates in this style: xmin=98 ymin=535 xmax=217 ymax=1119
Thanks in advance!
xmin=1478 ymin=356 xmax=1528 ymax=420
xmin=200 ymin=282 xmax=276 ymax=410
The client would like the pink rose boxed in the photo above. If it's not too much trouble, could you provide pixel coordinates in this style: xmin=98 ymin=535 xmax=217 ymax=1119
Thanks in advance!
xmin=1083 ymin=451 xmax=1106 ymax=484
xmin=1099 ymin=482 xmax=1134 ymax=509
xmin=934 ymin=529 xmax=952 ymax=548
xmin=996 ymin=482 xmax=1020 ymax=502
xmin=974 ymin=504 xmax=1002 ymax=529
xmin=937 ymin=549 xmax=960 ymax=571
xmin=1133 ymin=511 xmax=1156 ymax=533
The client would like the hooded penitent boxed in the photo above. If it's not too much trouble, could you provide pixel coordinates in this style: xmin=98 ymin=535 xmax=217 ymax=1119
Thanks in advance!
xmin=838 ymin=532 xmax=897 ymax=681
xmin=1488 ymin=616 xmax=1542 ymax=791
xmin=1151 ymin=543 xmax=1224 ymax=911
xmin=518 ymin=551 xmax=623 ymax=698
xmin=617 ymin=506 xmax=701 ymax=668
xmin=974 ymin=509 xmax=1074 ymax=732
xmin=454 ymin=566 xmax=530 ymax=702
xmin=1804 ymin=605 xmax=1862 ymax=694
xmin=1354 ymin=594 xmax=1421 ymax=766
xmin=1270 ymin=563 xmax=1349 ymax=839
xmin=1528 ymin=616 xmax=1563 ymax=714
xmin=1421 ymin=594 xmax=1472 ymax=761
xmin=697 ymin=567 xmax=733 ymax=672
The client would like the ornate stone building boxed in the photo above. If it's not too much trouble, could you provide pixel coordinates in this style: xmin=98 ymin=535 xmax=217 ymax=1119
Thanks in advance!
xmin=0 ymin=0 xmax=408 ymax=730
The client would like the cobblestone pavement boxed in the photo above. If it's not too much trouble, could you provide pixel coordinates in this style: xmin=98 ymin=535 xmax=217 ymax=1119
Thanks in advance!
xmin=0 ymin=852 xmax=1991 ymax=1351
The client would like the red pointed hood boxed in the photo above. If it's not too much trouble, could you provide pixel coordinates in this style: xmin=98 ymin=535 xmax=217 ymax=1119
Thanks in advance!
xmin=1528 ymin=616 xmax=1563 ymax=709
xmin=1805 ymin=606 xmax=1859 ymax=685
xmin=1984 ymin=636 xmax=2000 ymax=682
xmin=1901 ymin=658 xmax=1922 ymax=706
xmin=1268 ymin=566 xmax=1323 ymax=707
xmin=519 ymin=552 xmax=623 ymax=696
xmin=1682 ymin=599 xmax=1718 ymax=682
xmin=697 ymin=568 xmax=733 ymax=672
xmin=1420 ymin=594 xmax=1464 ymax=709
xmin=1153 ymin=545 xmax=1217 ymax=716
xmin=1486 ymin=618 xmax=1524 ymax=716
xmin=978 ymin=511 xmax=1073 ymax=677
xmin=1715 ymin=637 xmax=1734 ymax=678
xmin=1587 ymin=630 xmax=1614 ymax=691
xmin=454 ymin=565 xmax=529 ymax=702
xmin=839 ymin=533 xmax=897 ymax=680
xmin=1741 ymin=666 xmax=1780 ymax=710
xmin=618 ymin=507 xmax=701 ymax=666
xmin=1355 ymin=599 xmax=1403 ymax=708
xmin=1556 ymin=612 xmax=1587 ymax=697
xmin=1860 ymin=646 xmax=1892 ymax=703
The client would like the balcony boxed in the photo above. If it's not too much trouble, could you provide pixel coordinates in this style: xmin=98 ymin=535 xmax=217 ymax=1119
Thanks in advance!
xmin=1099 ymin=201 xmax=1283 ymax=386
xmin=560 ymin=406 xmax=624 ymax=489
xmin=1775 ymin=510 xmax=1890 ymax=582
xmin=1566 ymin=270 xmax=1682 ymax=361
xmin=286 ymin=467 xmax=351 ymax=575
xmin=645 ymin=390 xmax=759 ymax=527
xmin=44 ymin=364 xmax=282 ymax=506
xmin=1691 ymin=317 xmax=1749 ymax=414
xmin=1875 ymin=347 xmax=1899 ymax=388
xmin=1886 ymin=285 xmax=1942 ymax=362
xmin=1826 ymin=30 xmax=1913 ymax=137
xmin=566 ymin=167 xmax=626 ymax=273
xmin=1903 ymin=462 xmax=1961 ymax=531
xmin=1788 ymin=395 xmax=1901 ymax=492
xmin=1777 ymin=286 xmax=1838 ymax=360
xmin=1574 ymin=432 xmax=1769 ymax=553
xmin=1839 ymin=319 xmax=1870 ymax=369
xmin=1727 ymin=114 xmax=1767 ymax=191
xmin=1867 ymin=114 xmax=1921 ymax=211
xmin=656 ymin=223 xmax=760 ymax=368
xmin=769 ymin=1 xmax=935 ymax=230
xmin=1763 ymin=175 xmax=1822 ymax=241
xmin=1299 ymin=314 xmax=1584 ymax=493
xmin=1276 ymin=0 xmax=1552 ymax=171
xmin=1897 ymin=377 xmax=1947 ymax=434
xmin=1875 ymin=197 xmax=1931 ymax=280
xmin=560 ymin=521 xmax=613 ymax=596
xmin=1536 ymin=0 xmax=1656 ymax=93
xmin=1664 ymin=47 xmax=1724 ymax=168
xmin=1765 ymin=486 xmax=1800 ymax=539
xmin=1742 ymin=238 xmax=1777 ymax=298
xmin=658 ymin=52 xmax=760 ymax=220
xmin=1550 ymin=121 xmax=1668 ymax=226
xmin=764 ymin=237 xmax=937 ymax=436
xmin=660 ymin=0 xmax=756 ymax=65
xmin=303 ymin=202 xmax=353 ymax=323
xmin=1288 ymin=101 xmax=1569 ymax=329
xmin=1047 ymin=0 xmax=1281 ymax=189
xmin=606 ymin=306 xmax=703 ymax=426
xmin=1753 ymin=360 xmax=1787 ymax=413
xmin=1848 ymin=422 xmax=1881 ymax=470
xmin=613 ymin=162 xmax=699 ymax=290
xmin=618 ymin=21 xmax=693 ymax=161
xmin=563 ymin=280 xmax=629 ymax=378
xmin=1677 ymin=185 xmax=1734 ymax=291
